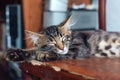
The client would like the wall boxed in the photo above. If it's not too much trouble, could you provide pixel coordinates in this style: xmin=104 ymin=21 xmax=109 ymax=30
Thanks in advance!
xmin=106 ymin=0 xmax=120 ymax=32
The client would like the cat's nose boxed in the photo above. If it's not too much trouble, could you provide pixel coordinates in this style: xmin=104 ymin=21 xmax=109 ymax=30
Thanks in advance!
xmin=56 ymin=41 xmax=64 ymax=50
xmin=59 ymin=46 xmax=64 ymax=50
xmin=57 ymin=44 xmax=64 ymax=50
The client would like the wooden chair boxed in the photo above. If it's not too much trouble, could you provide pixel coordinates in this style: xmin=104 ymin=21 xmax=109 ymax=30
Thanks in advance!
xmin=20 ymin=0 xmax=109 ymax=80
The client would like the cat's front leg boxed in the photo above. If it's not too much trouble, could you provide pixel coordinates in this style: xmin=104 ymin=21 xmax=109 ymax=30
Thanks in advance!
xmin=6 ymin=48 xmax=33 ymax=61
xmin=6 ymin=49 xmax=59 ymax=62
xmin=36 ymin=51 xmax=59 ymax=62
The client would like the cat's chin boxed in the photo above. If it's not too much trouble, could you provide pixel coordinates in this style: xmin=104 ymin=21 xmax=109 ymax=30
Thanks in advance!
xmin=57 ymin=51 xmax=68 ymax=54
xmin=55 ymin=48 xmax=69 ymax=55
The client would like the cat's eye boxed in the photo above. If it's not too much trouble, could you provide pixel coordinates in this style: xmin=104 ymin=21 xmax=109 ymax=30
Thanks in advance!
xmin=63 ymin=35 xmax=71 ymax=41
xmin=67 ymin=36 xmax=71 ymax=41
xmin=40 ymin=45 xmax=52 ymax=51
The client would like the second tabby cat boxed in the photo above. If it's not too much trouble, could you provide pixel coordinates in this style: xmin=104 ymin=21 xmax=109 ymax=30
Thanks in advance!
xmin=2 ymin=16 xmax=120 ymax=62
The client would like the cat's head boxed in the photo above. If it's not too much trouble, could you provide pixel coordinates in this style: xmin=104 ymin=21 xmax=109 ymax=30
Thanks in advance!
xmin=26 ymin=16 xmax=72 ymax=54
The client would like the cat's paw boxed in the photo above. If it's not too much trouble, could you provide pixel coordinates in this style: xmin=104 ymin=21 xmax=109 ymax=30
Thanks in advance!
xmin=6 ymin=49 xmax=30 ymax=61
xmin=36 ymin=51 xmax=58 ymax=62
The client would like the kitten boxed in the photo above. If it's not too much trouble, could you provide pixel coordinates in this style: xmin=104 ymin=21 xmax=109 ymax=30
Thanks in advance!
xmin=1 ymin=16 xmax=73 ymax=62
xmin=1 ymin=16 xmax=120 ymax=62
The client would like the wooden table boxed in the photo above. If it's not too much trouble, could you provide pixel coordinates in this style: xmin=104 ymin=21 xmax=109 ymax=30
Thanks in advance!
xmin=20 ymin=57 xmax=120 ymax=80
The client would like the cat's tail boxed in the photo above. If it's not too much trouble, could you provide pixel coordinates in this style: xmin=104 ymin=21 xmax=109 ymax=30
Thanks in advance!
xmin=0 ymin=48 xmax=37 ymax=62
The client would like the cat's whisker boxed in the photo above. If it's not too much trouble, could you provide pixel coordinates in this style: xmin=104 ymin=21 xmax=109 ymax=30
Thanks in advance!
xmin=69 ymin=20 xmax=78 ymax=27
xmin=27 ymin=39 xmax=36 ymax=46
xmin=24 ymin=34 xmax=39 ymax=46
xmin=26 ymin=34 xmax=39 ymax=41
xmin=24 ymin=35 xmax=35 ymax=41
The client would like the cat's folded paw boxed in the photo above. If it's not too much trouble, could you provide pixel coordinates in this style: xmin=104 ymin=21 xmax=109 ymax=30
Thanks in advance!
xmin=36 ymin=51 xmax=58 ymax=62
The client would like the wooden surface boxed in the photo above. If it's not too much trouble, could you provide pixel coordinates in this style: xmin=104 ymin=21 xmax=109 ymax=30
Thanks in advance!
xmin=21 ymin=61 xmax=90 ymax=80
xmin=20 ymin=57 xmax=120 ymax=80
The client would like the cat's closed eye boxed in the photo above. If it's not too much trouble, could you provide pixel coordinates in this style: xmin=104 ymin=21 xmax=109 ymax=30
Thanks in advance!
xmin=40 ymin=45 xmax=53 ymax=51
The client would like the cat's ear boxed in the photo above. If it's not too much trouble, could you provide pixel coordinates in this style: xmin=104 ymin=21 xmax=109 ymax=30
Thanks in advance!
xmin=25 ymin=30 xmax=43 ymax=44
xmin=60 ymin=16 xmax=72 ymax=34
xmin=63 ymin=16 xmax=72 ymax=29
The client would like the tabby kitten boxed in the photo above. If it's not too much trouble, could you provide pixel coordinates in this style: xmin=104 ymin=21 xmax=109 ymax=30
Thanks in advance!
xmin=1 ymin=16 xmax=74 ymax=62
xmin=1 ymin=16 xmax=120 ymax=62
